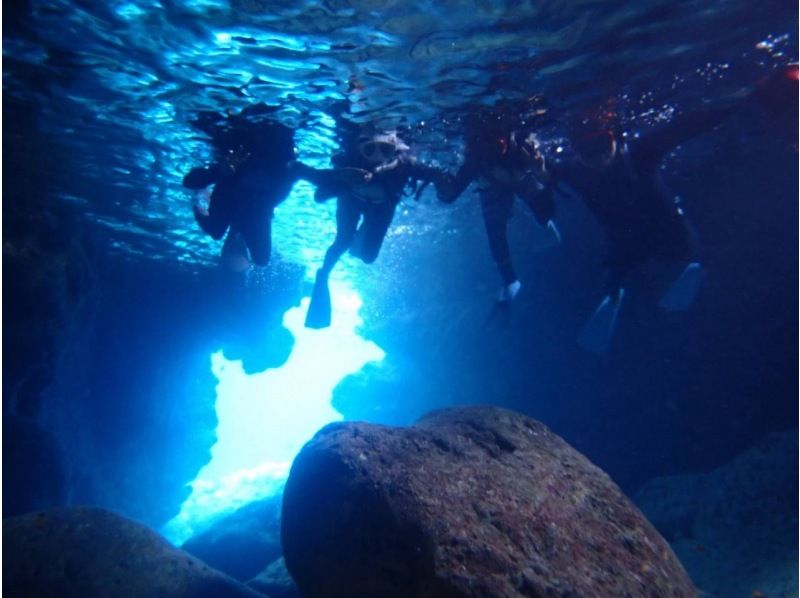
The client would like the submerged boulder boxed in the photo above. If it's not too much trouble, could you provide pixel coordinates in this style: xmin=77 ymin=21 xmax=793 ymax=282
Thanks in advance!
xmin=2 ymin=506 xmax=263 ymax=597
xmin=247 ymin=557 xmax=300 ymax=598
xmin=282 ymin=406 xmax=696 ymax=598
xmin=182 ymin=495 xmax=283 ymax=582
xmin=635 ymin=430 xmax=798 ymax=598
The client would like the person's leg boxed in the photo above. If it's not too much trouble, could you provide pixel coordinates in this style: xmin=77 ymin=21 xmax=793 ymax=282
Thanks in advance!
xmin=221 ymin=229 xmax=251 ymax=272
xmin=517 ymin=183 xmax=561 ymax=243
xmin=241 ymin=213 xmax=272 ymax=267
xmin=353 ymin=202 xmax=396 ymax=264
xmin=481 ymin=188 xmax=516 ymax=285
xmin=194 ymin=185 xmax=233 ymax=240
xmin=657 ymin=211 xmax=704 ymax=311
xmin=604 ymin=232 xmax=636 ymax=297
xmin=320 ymin=197 xmax=361 ymax=278
xmin=518 ymin=184 xmax=555 ymax=228
xmin=307 ymin=197 xmax=360 ymax=329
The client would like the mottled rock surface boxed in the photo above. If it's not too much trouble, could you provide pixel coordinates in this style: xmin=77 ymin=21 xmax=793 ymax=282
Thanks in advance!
xmin=282 ymin=405 xmax=696 ymax=598
xmin=248 ymin=558 xmax=300 ymax=598
xmin=635 ymin=430 xmax=798 ymax=598
xmin=3 ymin=506 xmax=264 ymax=597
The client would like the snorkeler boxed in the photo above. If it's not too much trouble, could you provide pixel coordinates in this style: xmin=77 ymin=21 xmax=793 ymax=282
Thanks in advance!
xmin=304 ymin=128 xmax=452 ymax=329
xmin=550 ymin=77 xmax=791 ymax=353
xmin=183 ymin=104 xmax=322 ymax=271
xmin=438 ymin=108 xmax=559 ymax=303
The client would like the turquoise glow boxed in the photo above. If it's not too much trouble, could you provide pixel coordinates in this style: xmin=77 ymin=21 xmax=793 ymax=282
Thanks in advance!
xmin=163 ymin=280 xmax=384 ymax=545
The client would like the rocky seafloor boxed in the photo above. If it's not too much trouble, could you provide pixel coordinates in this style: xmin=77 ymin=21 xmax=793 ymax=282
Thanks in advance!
xmin=4 ymin=407 xmax=797 ymax=597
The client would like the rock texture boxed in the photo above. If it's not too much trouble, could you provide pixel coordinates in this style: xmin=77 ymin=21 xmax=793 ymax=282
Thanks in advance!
xmin=248 ymin=558 xmax=300 ymax=598
xmin=635 ymin=430 xmax=798 ymax=598
xmin=2 ymin=506 xmax=264 ymax=597
xmin=282 ymin=405 xmax=696 ymax=598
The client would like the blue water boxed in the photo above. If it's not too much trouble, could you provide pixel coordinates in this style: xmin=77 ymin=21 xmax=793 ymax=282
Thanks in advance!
xmin=4 ymin=0 xmax=798 ymax=593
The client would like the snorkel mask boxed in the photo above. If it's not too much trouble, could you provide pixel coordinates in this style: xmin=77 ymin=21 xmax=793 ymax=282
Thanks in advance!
xmin=358 ymin=132 xmax=410 ymax=164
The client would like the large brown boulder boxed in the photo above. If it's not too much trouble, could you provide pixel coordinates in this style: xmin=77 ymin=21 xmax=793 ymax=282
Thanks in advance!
xmin=3 ymin=506 xmax=264 ymax=597
xmin=282 ymin=406 xmax=696 ymax=597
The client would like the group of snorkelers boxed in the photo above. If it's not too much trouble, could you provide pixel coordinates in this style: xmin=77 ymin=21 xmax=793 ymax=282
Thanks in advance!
xmin=183 ymin=66 xmax=797 ymax=352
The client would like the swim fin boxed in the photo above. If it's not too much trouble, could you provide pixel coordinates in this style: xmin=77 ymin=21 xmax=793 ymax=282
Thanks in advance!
xmin=577 ymin=288 xmax=625 ymax=354
xmin=497 ymin=280 xmax=522 ymax=303
xmin=659 ymin=262 xmax=703 ymax=312
xmin=546 ymin=219 xmax=562 ymax=244
xmin=305 ymin=271 xmax=332 ymax=329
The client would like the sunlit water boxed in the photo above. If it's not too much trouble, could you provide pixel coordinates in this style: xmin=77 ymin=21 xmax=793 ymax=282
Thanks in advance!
xmin=164 ymin=279 xmax=384 ymax=544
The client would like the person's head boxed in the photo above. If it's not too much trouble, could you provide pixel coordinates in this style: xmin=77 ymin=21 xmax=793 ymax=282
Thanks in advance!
xmin=572 ymin=126 xmax=618 ymax=169
xmin=357 ymin=131 xmax=409 ymax=165
xmin=462 ymin=110 xmax=516 ymax=166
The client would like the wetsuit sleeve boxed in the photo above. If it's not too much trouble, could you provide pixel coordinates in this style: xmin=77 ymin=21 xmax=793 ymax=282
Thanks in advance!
xmin=405 ymin=158 xmax=459 ymax=203
xmin=183 ymin=166 xmax=222 ymax=189
xmin=286 ymin=161 xmax=350 ymax=202
xmin=435 ymin=158 xmax=475 ymax=204
xmin=289 ymin=162 xmax=327 ymax=185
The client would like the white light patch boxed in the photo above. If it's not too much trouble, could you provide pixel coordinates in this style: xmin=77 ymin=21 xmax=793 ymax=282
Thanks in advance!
xmin=163 ymin=281 xmax=384 ymax=545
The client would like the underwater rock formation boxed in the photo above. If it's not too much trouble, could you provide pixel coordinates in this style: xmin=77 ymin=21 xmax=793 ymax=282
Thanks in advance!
xmin=182 ymin=495 xmax=283 ymax=582
xmin=2 ymin=415 xmax=67 ymax=517
xmin=282 ymin=405 xmax=696 ymax=597
xmin=2 ymin=506 xmax=263 ymax=597
xmin=247 ymin=558 xmax=300 ymax=598
xmin=634 ymin=429 xmax=799 ymax=598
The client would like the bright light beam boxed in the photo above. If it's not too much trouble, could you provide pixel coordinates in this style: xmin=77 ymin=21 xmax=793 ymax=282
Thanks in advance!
xmin=163 ymin=281 xmax=384 ymax=545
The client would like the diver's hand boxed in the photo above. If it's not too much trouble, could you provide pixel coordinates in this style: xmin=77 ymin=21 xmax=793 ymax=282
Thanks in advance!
xmin=192 ymin=203 xmax=209 ymax=219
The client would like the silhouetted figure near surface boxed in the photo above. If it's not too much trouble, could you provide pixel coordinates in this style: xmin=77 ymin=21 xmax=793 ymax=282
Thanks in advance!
xmin=183 ymin=104 xmax=321 ymax=271
xmin=551 ymin=72 xmax=796 ymax=353
xmin=439 ymin=109 xmax=559 ymax=303
xmin=305 ymin=129 xmax=452 ymax=329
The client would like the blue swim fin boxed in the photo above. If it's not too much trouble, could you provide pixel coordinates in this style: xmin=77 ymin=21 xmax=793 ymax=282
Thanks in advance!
xmin=305 ymin=271 xmax=332 ymax=329
xmin=546 ymin=219 xmax=562 ymax=245
xmin=659 ymin=262 xmax=703 ymax=312
xmin=578 ymin=289 xmax=625 ymax=354
xmin=497 ymin=280 xmax=522 ymax=303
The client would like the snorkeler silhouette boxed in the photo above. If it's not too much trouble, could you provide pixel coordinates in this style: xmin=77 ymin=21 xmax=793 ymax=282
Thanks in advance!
xmin=550 ymin=72 xmax=796 ymax=353
xmin=438 ymin=107 xmax=559 ymax=303
xmin=183 ymin=104 xmax=320 ymax=271
xmin=305 ymin=126 xmax=452 ymax=329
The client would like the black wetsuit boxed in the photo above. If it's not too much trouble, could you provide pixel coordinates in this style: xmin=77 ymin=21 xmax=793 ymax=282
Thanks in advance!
xmin=183 ymin=106 xmax=325 ymax=268
xmin=443 ymin=136 xmax=555 ymax=285
xmin=184 ymin=157 xmax=311 ymax=266
xmin=316 ymin=153 xmax=448 ymax=274
xmin=550 ymin=104 xmax=742 ymax=294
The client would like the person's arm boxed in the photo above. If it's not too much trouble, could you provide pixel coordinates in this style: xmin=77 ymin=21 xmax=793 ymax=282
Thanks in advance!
xmin=289 ymin=161 xmax=371 ymax=203
xmin=388 ymin=157 xmax=453 ymax=203
xmin=421 ymin=157 xmax=474 ymax=204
